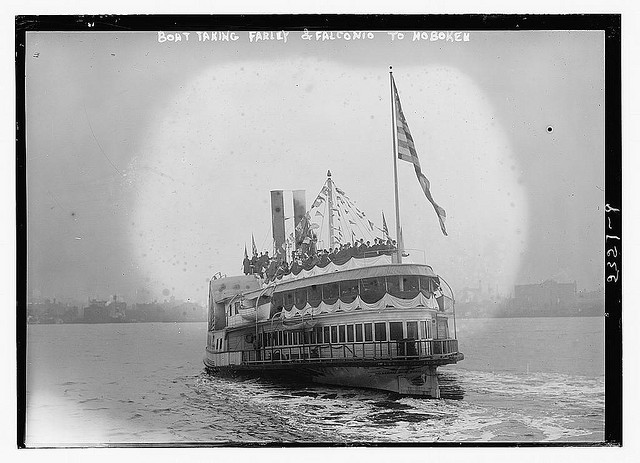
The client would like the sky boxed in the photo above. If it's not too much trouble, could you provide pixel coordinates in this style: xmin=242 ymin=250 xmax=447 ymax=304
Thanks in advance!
xmin=25 ymin=29 xmax=605 ymax=304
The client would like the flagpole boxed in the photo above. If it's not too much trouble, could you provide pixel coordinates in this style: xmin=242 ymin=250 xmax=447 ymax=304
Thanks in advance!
xmin=326 ymin=170 xmax=335 ymax=250
xmin=389 ymin=67 xmax=402 ymax=264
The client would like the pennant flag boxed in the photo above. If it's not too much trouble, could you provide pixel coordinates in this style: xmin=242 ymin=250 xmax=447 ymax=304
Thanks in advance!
xmin=244 ymin=244 xmax=248 ymax=260
xmin=392 ymin=76 xmax=448 ymax=236
xmin=382 ymin=211 xmax=390 ymax=240
xmin=251 ymin=234 xmax=257 ymax=255
xmin=368 ymin=220 xmax=375 ymax=231
xmin=348 ymin=219 xmax=357 ymax=225
xmin=335 ymin=186 xmax=346 ymax=195
xmin=312 ymin=196 xmax=326 ymax=208
xmin=314 ymin=210 xmax=324 ymax=217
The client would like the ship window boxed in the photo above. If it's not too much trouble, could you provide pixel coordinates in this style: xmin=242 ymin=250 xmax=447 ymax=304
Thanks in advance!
xmin=283 ymin=292 xmax=295 ymax=311
xmin=407 ymin=321 xmax=418 ymax=340
xmin=308 ymin=284 xmax=322 ymax=307
xmin=360 ymin=277 xmax=386 ymax=303
xmin=346 ymin=324 xmax=354 ymax=342
xmin=420 ymin=321 xmax=427 ymax=339
xmin=294 ymin=289 xmax=307 ymax=309
xmin=278 ymin=331 xmax=284 ymax=346
xmin=323 ymin=326 xmax=330 ymax=344
xmin=322 ymin=282 xmax=340 ymax=304
xmin=437 ymin=319 xmax=449 ymax=339
xmin=286 ymin=332 xmax=292 ymax=345
xmin=364 ymin=323 xmax=373 ymax=341
xmin=389 ymin=322 xmax=404 ymax=341
xmin=386 ymin=276 xmax=401 ymax=295
xmin=339 ymin=325 xmax=346 ymax=342
xmin=400 ymin=276 xmax=420 ymax=299
xmin=419 ymin=276 xmax=436 ymax=297
xmin=355 ymin=324 xmax=363 ymax=342
xmin=339 ymin=280 xmax=359 ymax=303
xmin=315 ymin=326 xmax=323 ymax=344
xmin=374 ymin=322 xmax=387 ymax=341
xmin=330 ymin=326 xmax=338 ymax=343
xmin=272 ymin=293 xmax=284 ymax=311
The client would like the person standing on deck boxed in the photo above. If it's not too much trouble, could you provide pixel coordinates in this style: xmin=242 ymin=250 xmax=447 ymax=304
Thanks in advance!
xmin=242 ymin=245 xmax=251 ymax=275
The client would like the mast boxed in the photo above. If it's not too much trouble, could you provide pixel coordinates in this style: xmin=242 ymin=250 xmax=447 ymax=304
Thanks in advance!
xmin=390 ymin=67 xmax=402 ymax=263
xmin=326 ymin=170 xmax=335 ymax=249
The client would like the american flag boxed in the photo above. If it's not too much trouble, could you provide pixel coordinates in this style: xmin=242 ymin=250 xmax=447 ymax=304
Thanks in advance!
xmin=392 ymin=75 xmax=448 ymax=236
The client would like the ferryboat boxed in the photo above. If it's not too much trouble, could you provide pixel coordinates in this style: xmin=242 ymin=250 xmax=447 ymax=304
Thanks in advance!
xmin=204 ymin=71 xmax=463 ymax=397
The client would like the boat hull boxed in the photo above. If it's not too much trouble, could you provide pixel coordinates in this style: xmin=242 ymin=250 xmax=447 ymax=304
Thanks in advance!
xmin=203 ymin=353 xmax=463 ymax=398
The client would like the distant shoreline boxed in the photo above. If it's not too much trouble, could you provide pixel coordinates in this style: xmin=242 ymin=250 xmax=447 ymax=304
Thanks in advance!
xmin=456 ymin=313 xmax=603 ymax=320
xmin=27 ymin=319 xmax=206 ymax=325
xmin=27 ymin=314 xmax=604 ymax=325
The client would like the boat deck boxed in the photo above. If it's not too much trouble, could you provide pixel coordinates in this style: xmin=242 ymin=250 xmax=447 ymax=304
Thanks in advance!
xmin=205 ymin=338 xmax=462 ymax=370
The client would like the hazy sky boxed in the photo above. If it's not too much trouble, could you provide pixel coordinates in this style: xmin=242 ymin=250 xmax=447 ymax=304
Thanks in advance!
xmin=25 ymin=29 xmax=604 ymax=304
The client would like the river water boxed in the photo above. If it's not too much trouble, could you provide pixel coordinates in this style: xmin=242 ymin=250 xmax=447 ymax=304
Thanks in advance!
xmin=25 ymin=317 xmax=604 ymax=445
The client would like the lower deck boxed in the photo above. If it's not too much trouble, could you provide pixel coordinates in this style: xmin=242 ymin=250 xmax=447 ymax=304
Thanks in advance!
xmin=205 ymin=338 xmax=461 ymax=370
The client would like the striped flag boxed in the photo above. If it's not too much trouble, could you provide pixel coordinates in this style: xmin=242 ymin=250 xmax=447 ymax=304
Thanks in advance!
xmin=392 ymin=76 xmax=448 ymax=236
xmin=251 ymin=233 xmax=257 ymax=255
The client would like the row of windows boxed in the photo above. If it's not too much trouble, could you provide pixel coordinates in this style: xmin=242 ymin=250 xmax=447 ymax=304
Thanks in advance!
xmin=272 ymin=275 xmax=439 ymax=311
xmin=257 ymin=320 xmax=436 ymax=347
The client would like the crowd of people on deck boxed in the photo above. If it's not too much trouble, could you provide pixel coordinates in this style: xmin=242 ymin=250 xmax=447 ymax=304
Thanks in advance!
xmin=243 ymin=237 xmax=398 ymax=281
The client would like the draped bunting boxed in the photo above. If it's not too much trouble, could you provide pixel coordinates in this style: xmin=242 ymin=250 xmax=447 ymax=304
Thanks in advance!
xmin=277 ymin=254 xmax=394 ymax=282
xmin=281 ymin=292 xmax=438 ymax=320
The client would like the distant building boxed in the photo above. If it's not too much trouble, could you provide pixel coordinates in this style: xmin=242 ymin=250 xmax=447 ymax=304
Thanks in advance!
xmin=27 ymin=298 xmax=69 ymax=323
xmin=514 ymin=280 xmax=577 ymax=310
xmin=459 ymin=280 xmax=483 ymax=304
xmin=83 ymin=295 xmax=126 ymax=323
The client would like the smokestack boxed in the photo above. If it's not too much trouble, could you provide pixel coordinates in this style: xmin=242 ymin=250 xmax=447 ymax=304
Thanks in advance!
xmin=292 ymin=190 xmax=306 ymax=250
xmin=270 ymin=190 xmax=285 ymax=258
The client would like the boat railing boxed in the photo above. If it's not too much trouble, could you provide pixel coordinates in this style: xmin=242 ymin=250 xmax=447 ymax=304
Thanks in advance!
xmin=231 ymin=339 xmax=459 ymax=365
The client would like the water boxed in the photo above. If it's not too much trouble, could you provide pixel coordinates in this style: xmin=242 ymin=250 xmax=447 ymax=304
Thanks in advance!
xmin=25 ymin=317 xmax=604 ymax=445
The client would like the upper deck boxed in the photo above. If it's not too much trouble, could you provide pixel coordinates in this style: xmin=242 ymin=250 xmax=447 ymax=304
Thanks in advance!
xmin=211 ymin=257 xmax=453 ymax=334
